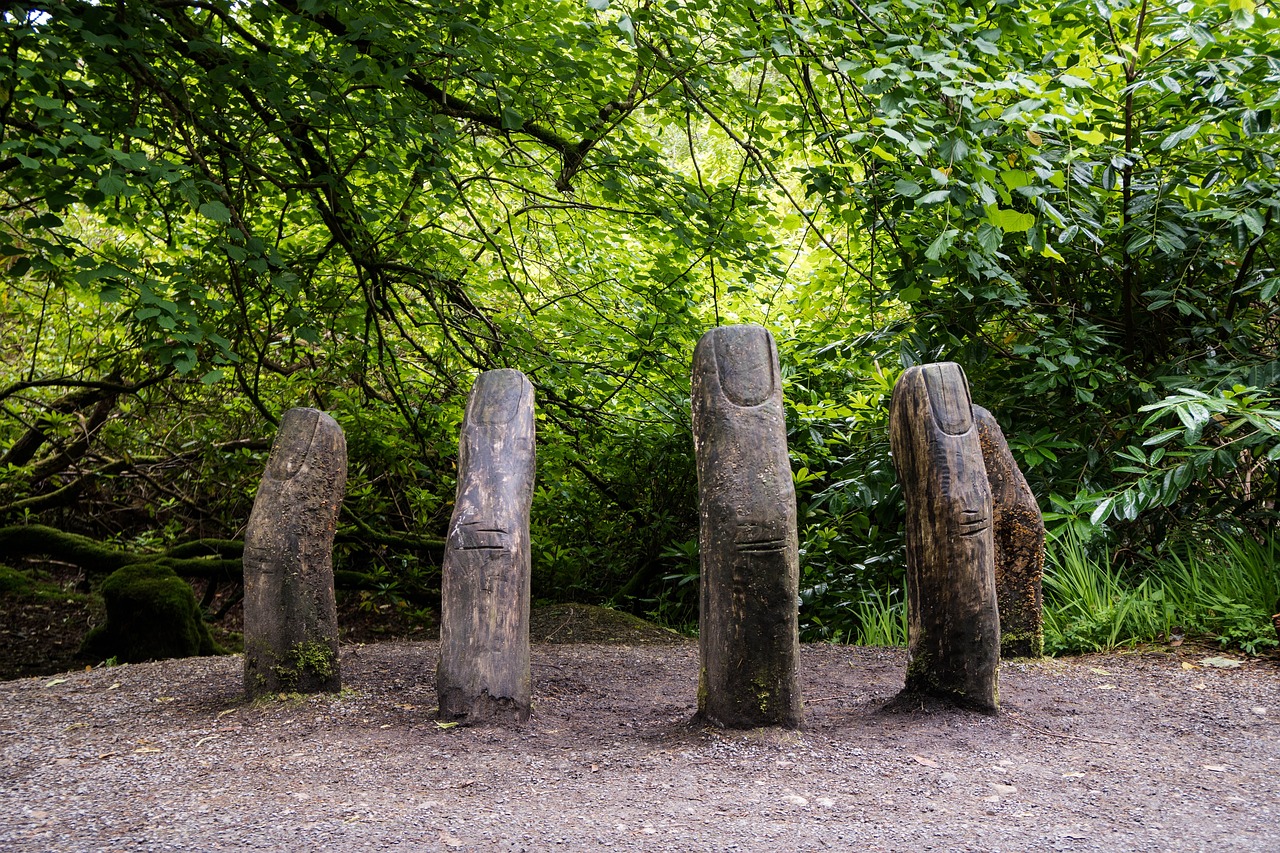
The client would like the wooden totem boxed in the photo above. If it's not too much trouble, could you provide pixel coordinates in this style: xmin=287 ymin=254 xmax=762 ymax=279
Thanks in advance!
xmin=975 ymin=405 xmax=1046 ymax=658
xmin=436 ymin=369 xmax=536 ymax=723
xmin=243 ymin=407 xmax=347 ymax=698
xmin=692 ymin=325 xmax=802 ymax=729
xmin=889 ymin=362 xmax=1000 ymax=712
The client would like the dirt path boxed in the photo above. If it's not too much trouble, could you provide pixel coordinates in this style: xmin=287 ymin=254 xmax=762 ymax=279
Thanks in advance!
xmin=2 ymin=641 xmax=1277 ymax=851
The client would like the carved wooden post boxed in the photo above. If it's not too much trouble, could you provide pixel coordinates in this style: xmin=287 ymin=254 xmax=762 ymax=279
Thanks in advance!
xmin=243 ymin=407 xmax=346 ymax=698
xmin=692 ymin=325 xmax=802 ymax=729
xmin=889 ymin=362 xmax=999 ymax=712
xmin=975 ymin=406 xmax=1046 ymax=658
xmin=437 ymin=369 xmax=536 ymax=723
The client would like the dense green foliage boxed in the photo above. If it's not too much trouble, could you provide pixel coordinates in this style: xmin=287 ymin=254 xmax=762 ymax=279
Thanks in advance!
xmin=2 ymin=0 xmax=1276 ymax=646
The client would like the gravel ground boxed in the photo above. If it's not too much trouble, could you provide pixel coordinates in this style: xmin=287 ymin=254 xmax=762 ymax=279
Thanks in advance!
xmin=2 ymin=641 xmax=1277 ymax=852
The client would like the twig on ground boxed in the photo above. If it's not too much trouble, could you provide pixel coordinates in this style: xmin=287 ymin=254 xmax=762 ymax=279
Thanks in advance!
xmin=1004 ymin=711 xmax=1118 ymax=746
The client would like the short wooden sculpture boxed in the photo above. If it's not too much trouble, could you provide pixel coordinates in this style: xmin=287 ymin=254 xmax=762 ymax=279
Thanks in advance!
xmin=243 ymin=407 xmax=346 ymax=698
xmin=975 ymin=405 xmax=1046 ymax=658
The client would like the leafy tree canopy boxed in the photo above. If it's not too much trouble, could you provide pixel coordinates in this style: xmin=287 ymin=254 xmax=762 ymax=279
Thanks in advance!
xmin=1 ymin=0 xmax=1276 ymax=637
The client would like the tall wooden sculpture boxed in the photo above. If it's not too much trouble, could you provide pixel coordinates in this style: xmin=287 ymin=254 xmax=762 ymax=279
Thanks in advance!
xmin=975 ymin=406 xmax=1046 ymax=658
xmin=692 ymin=325 xmax=802 ymax=729
xmin=243 ymin=407 xmax=347 ymax=698
xmin=437 ymin=369 xmax=536 ymax=723
xmin=889 ymin=362 xmax=1000 ymax=712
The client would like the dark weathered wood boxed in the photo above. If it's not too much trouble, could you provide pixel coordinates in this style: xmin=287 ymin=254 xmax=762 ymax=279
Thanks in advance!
xmin=692 ymin=325 xmax=802 ymax=729
xmin=437 ymin=369 xmax=536 ymax=723
xmin=242 ymin=408 xmax=346 ymax=698
xmin=889 ymin=362 xmax=999 ymax=712
xmin=975 ymin=405 xmax=1046 ymax=658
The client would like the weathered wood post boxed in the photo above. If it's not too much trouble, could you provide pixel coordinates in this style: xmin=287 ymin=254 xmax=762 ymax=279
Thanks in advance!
xmin=889 ymin=362 xmax=999 ymax=712
xmin=975 ymin=405 xmax=1046 ymax=658
xmin=692 ymin=325 xmax=802 ymax=729
xmin=243 ymin=407 xmax=346 ymax=698
xmin=437 ymin=369 xmax=536 ymax=723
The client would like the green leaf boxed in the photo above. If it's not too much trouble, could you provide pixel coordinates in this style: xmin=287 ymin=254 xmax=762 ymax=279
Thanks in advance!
xmin=1090 ymin=496 xmax=1113 ymax=526
xmin=98 ymin=174 xmax=129 ymax=197
xmin=869 ymin=145 xmax=897 ymax=163
xmin=1143 ymin=428 xmax=1183 ymax=446
xmin=1239 ymin=209 xmax=1264 ymax=237
xmin=991 ymin=208 xmax=1035 ymax=233
xmin=1230 ymin=0 xmax=1255 ymax=27
xmin=198 ymin=201 xmax=231 ymax=223
xmin=999 ymin=170 xmax=1031 ymax=190
xmin=1160 ymin=123 xmax=1202 ymax=151
xmin=893 ymin=179 xmax=921 ymax=199
xmin=925 ymin=228 xmax=959 ymax=261
xmin=500 ymin=106 xmax=524 ymax=130
xmin=616 ymin=14 xmax=635 ymax=44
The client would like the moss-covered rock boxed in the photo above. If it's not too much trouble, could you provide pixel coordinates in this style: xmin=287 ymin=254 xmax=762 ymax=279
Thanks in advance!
xmin=0 ymin=564 xmax=32 ymax=596
xmin=81 ymin=563 xmax=223 ymax=663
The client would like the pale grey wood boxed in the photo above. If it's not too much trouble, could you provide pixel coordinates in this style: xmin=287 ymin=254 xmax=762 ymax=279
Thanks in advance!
xmin=975 ymin=405 xmax=1046 ymax=658
xmin=436 ymin=369 xmax=536 ymax=723
xmin=889 ymin=362 xmax=999 ymax=712
xmin=692 ymin=325 xmax=802 ymax=729
xmin=243 ymin=407 xmax=346 ymax=698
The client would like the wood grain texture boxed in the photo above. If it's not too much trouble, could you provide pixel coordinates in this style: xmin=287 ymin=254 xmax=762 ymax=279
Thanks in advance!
xmin=692 ymin=325 xmax=802 ymax=729
xmin=889 ymin=363 xmax=999 ymax=712
xmin=243 ymin=407 xmax=346 ymax=698
xmin=437 ymin=369 xmax=536 ymax=723
xmin=975 ymin=406 xmax=1046 ymax=658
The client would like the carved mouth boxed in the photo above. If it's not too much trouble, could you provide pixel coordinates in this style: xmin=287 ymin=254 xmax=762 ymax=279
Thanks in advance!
xmin=957 ymin=509 xmax=990 ymax=538
xmin=452 ymin=522 xmax=510 ymax=552
xmin=736 ymin=537 xmax=787 ymax=554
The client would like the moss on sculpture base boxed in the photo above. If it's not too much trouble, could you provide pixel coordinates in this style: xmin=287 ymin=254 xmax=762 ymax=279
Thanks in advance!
xmin=1000 ymin=629 xmax=1045 ymax=659
xmin=245 ymin=638 xmax=340 ymax=697
xmin=271 ymin=641 xmax=338 ymax=690
xmin=80 ymin=563 xmax=222 ymax=663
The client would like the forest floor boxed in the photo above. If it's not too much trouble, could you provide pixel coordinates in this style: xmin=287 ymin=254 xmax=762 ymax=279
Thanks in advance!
xmin=2 ymin=609 xmax=1279 ymax=852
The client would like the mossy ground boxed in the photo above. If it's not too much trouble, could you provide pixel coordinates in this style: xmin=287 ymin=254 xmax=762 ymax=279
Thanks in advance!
xmin=529 ymin=603 xmax=689 ymax=645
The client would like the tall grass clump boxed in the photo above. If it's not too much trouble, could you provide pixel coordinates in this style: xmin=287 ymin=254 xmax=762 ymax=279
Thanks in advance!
xmin=1161 ymin=533 xmax=1280 ymax=655
xmin=1043 ymin=531 xmax=1279 ymax=656
xmin=852 ymin=586 xmax=909 ymax=646
xmin=1042 ymin=534 xmax=1174 ymax=654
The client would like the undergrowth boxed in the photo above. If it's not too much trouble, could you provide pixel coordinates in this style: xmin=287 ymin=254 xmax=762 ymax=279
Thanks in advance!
xmin=845 ymin=532 xmax=1279 ymax=657
xmin=1043 ymin=532 xmax=1279 ymax=656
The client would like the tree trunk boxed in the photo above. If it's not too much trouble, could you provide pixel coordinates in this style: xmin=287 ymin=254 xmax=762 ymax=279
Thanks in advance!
xmin=889 ymin=362 xmax=999 ymax=712
xmin=242 ymin=408 xmax=346 ymax=698
xmin=436 ymin=369 xmax=535 ymax=724
xmin=692 ymin=325 xmax=802 ymax=729
xmin=974 ymin=406 xmax=1046 ymax=658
